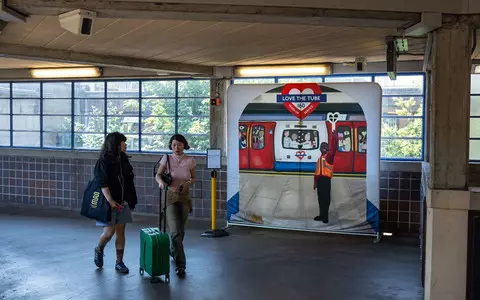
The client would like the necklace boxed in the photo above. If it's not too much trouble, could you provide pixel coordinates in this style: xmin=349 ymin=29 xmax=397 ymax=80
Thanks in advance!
xmin=173 ymin=153 xmax=185 ymax=162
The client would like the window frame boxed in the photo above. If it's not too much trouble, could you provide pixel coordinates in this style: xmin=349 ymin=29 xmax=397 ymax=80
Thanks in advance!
xmin=470 ymin=74 xmax=480 ymax=161
xmin=0 ymin=78 xmax=211 ymax=155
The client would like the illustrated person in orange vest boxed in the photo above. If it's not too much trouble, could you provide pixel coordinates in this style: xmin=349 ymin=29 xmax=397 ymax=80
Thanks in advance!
xmin=313 ymin=127 xmax=338 ymax=223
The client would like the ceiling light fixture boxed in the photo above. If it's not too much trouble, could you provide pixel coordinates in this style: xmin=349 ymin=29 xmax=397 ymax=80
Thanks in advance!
xmin=234 ymin=64 xmax=332 ymax=77
xmin=30 ymin=67 xmax=102 ymax=79
xmin=474 ymin=65 xmax=480 ymax=74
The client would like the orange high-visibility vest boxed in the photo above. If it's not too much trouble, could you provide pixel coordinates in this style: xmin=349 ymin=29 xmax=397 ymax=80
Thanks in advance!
xmin=314 ymin=155 xmax=333 ymax=178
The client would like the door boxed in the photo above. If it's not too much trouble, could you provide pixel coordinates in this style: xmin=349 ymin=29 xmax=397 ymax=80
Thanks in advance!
xmin=327 ymin=121 xmax=354 ymax=173
xmin=238 ymin=123 xmax=250 ymax=169
xmin=249 ymin=122 xmax=275 ymax=169
xmin=353 ymin=122 xmax=367 ymax=173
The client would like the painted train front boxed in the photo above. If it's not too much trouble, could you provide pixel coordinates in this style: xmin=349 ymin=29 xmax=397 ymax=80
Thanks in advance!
xmin=238 ymin=102 xmax=367 ymax=175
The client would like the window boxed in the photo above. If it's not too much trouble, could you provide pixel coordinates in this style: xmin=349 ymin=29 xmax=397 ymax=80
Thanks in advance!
xmin=337 ymin=126 xmax=351 ymax=152
xmin=0 ymin=83 xmax=10 ymax=146
xmin=358 ymin=127 xmax=367 ymax=153
xmin=251 ymin=125 xmax=265 ymax=150
xmin=470 ymin=74 xmax=480 ymax=160
xmin=0 ymin=79 xmax=211 ymax=153
xmin=239 ymin=125 xmax=248 ymax=149
xmin=282 ymin=129 xmax=318 ymax=150
xmin=233 ymin=72 xmax=425 ymax=160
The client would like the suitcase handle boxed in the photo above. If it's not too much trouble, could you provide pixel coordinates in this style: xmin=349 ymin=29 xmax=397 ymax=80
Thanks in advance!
xmin=159 ymin=186 xmax=168 ymax=233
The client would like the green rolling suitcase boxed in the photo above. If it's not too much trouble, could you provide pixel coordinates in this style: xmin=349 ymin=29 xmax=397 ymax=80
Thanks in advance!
xmin=139 ymin=187 xmax=170 ymax=283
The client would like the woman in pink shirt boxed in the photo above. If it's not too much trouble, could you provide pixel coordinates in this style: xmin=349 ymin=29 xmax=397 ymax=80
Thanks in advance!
xmin=155 ymin=134 xmax=196 ymax=278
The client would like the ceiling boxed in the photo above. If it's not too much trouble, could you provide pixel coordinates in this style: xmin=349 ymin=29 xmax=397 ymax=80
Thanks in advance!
xmin=0 ymin=57 xmax=87 ymax=69
xmin=0 ymin=15 xmax=427 ymax=70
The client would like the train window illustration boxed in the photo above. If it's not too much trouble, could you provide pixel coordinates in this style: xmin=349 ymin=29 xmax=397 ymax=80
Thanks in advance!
xmin=282 ymin=129 xmax=318 ymax=150
xmin=251 ymin=125 xmax=265 ymax=150
xmin=238 ymin=125 xmax=248 ymax=149
xmin=358 ymin=127 xmax=367 ymax=153
xmin=337 ymin=126 xmax=352 ymax=152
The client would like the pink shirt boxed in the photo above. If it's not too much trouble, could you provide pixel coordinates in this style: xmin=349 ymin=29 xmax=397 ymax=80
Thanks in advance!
xmin=160 ymin=154 xmax=196 ymax=192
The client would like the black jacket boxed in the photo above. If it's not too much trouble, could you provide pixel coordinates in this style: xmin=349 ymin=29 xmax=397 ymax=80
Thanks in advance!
xmin=93 ymin=152 xmax=138 ymax=210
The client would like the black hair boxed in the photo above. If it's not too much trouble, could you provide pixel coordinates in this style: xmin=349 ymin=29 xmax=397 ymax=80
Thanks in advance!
xmin=168 ymin=134 xmax=190 ymax=150
xmin=100 ymin=132 xmax=127 ymax=159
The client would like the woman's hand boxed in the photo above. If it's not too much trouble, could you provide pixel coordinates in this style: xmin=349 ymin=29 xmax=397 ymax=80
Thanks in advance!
xmin=158 ymin=181 xmax=165 ymax=190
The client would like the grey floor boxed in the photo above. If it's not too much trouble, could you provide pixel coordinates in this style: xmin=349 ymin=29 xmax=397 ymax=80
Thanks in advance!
xmin=0 ymin=206 xmax=424 ymax=300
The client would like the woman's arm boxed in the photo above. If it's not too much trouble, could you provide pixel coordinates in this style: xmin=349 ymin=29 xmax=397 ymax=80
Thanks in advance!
xmin=155 ymin=164 xmax=167 ymax=186
xmin=187 ymin=166 xmax=197 ymax=185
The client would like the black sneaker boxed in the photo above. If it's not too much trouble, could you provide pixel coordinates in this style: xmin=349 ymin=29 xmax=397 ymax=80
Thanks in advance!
xmin=94 ymin=247 xmax=104 ymax=268
xmin=115 ymin=262 xmax=130 ymax=274
xmin=176 ymin=266 xmax=186 ymax=278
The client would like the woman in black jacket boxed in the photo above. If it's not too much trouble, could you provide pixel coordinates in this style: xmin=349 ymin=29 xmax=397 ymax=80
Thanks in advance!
xmin=93 ymin=132 xmax=137 ymax=274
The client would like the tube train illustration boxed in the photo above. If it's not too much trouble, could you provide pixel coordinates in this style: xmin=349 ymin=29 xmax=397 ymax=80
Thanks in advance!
xmin=238 ymin=103 xmax=367 ymax=174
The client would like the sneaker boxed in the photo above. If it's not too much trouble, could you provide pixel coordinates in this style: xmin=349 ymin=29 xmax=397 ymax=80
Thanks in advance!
xmin=94 ymin=247 xmax=104 ymax=268
xmin=115 ymin=262 xmax=130 ymax=274
xmin=176 ymin=266 xmax=186 ymax=278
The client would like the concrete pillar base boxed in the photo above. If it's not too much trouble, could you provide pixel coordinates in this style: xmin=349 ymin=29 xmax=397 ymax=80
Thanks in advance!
xmin=425 ymin=189 xmax=470 ymax=300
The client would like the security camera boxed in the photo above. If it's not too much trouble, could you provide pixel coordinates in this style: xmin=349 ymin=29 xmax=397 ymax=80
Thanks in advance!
xmin=59 ymin=9 xmax=96 ymax=36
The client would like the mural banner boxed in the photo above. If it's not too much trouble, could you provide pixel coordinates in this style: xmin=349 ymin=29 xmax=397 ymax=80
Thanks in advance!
xmin=227 ymin=83 xmax=381 ymax=235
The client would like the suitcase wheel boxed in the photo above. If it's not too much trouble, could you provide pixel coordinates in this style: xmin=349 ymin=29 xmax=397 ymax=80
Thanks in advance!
xmin=139 ymin=268 xmax=144 ymax=275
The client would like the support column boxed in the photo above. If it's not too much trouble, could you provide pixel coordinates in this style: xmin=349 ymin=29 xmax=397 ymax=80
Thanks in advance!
xmin=425 ymin=18 xmax=473 ymax=300
xmin=210 ymin=79 xmax=230 ymax=156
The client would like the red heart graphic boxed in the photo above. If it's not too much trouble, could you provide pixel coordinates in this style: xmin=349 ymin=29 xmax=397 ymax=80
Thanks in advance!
xmin=295 ymin=150 xmax=306 ymax=160
xmin=281 ymin=83 xmax=322 ymax=120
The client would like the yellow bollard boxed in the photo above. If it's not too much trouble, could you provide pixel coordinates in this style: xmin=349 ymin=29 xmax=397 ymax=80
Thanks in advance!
xmin=201 ymin=170 xmax=229 ymax=238
xmin=211 ymin=170 xmax=216 ymax=231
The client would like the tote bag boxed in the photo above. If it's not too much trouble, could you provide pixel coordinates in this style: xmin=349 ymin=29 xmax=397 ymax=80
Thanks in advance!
xmin=80 ymin=180 xmax=111 ymax=223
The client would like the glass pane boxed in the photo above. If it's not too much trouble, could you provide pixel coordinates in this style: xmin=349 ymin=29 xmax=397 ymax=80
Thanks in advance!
xmin=74 ymin=116 xmax=104 ymax=133
xmin=234 ymin=78 xmax=275 ymax=84
xmin=0 ymin=131 xmax=9 ymax=146
xmin=178 ymin=117 xmax=209 ymax=135
xmin=141 ymin=134 xmax=171 ymax=151
xmin=472 ymin=74 xmax=480 ymax=94
xmin=177 ymin=98 xmax=209 ymax=116
xmin=74 ymin=99 xmax=105 ymax=115
xmin=13 ymin=131 xmax=40 ymax=147
xmin=142 ymin=81 xmax=176 ymax=97
xmin=0 ymin=115 xmax=10 ymax=130
xmin=251 ymin=125 xmax=265 ymax=150
xmin=282 ymin=129 xmax=318 ymax=150
xmin=141 ymin=117 xmax=175 ymax=134
xmin=12 ymin=83 xmax=40 ymax=98
xmin=382 ymin=96 xmax=423 ymax=116
xmin=107 ymin=81 xmax=139 ymax=98
xmin=43 ymin=132 xmax=71 ymax=148
xmin=43 ymin=82 xmax=72 ymax=98
xmin=358 ymin=127 xmax=367 ymax=153
xmin=107 ymin=99 xmax=139 ymax=115
xmin=0 ymin=83 xmax=10 ymax=98
xmin=375 ymin=75 xmax=424 ymax=95
xmin=470 ymin=140 xmax=480 ymax=160
xmin=278 ymin=77 xmax=323 ymax=83
xmin=142 ymin=98 xmax=175 ymax=116
xmin=471 ymin=96 xmax=480 ymax=116
xmin=0 ymin=99 xmax=9 ymax=113
xmin=13 ymin=116 xmax=40 ymax=131
xmin=43 ymin=99 xmax=72 ymax=115
xmin=470 ymin=118 xmax=480 ymax=138
xmin=44 ymin=116 xmax=72 ymax=131
xmin=337 ymin=126 xmax=352 ymax=152
xmin=13 ymin=99 xmax=40 ymax=114
xmin=184 ymin=134 xmax=209 ymax=153
xmin=107 ymin=116 xmax=139 ymax=134
xmin=324 ymin=76 xmax=371 ymax=83
xmin=74 ymin=82 xmax=105 ymax=98
xmin=381 ymin=139 xmax=422 ymax=159
xmin=382 ymin=118 xmax=422 ymax=138
xmin=124 ymin=134 xmax=139 ymax=152
xmin=74 ymin=133 xmax=104 ymax=149
xmin=178 ymin=80 xmax=210 ymax=97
